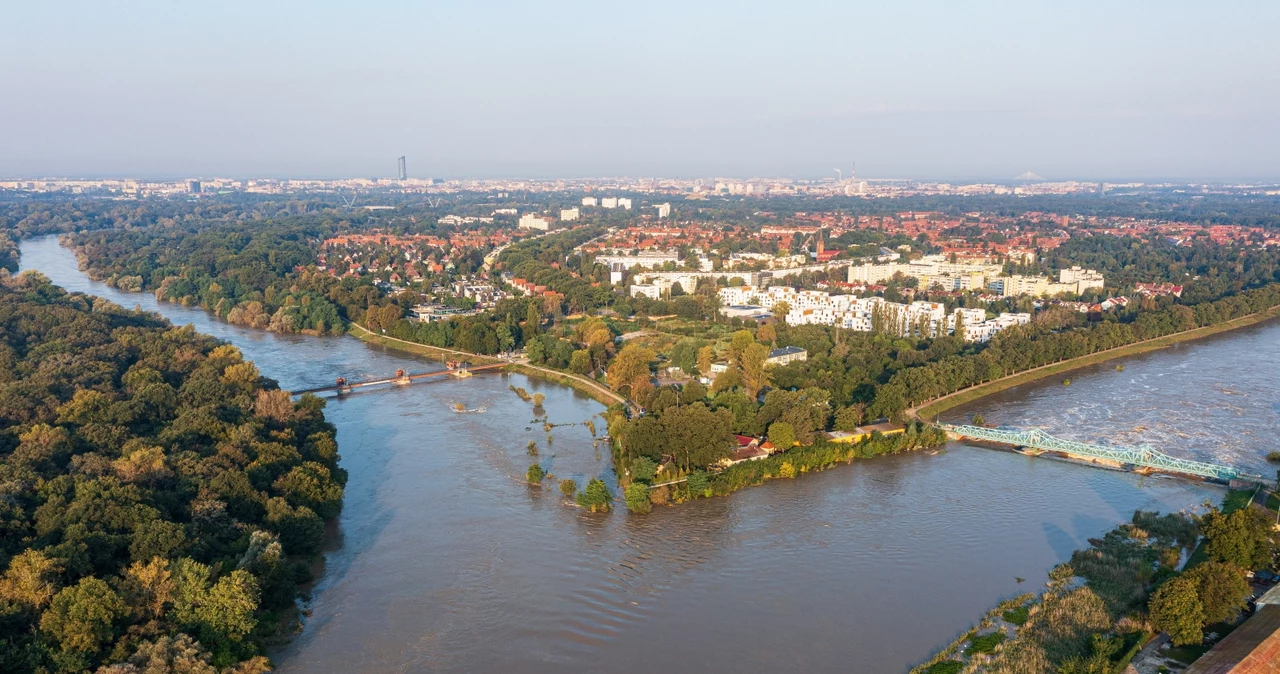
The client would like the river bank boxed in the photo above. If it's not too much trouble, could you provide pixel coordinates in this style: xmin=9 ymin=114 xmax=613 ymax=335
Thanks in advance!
xmin=635 ymin=424 xmax=949 ymax=509
xmin=346 ymin=322 xmax=634 ymax=410
xmin=504 ymin=362 xmax=634 ymax=410
xmin=346 ymin=322 xmax=503 ymax=365
xmin=18 ymin=234 xmax=1250 ymax=673
xmin=913 ymin=304 xmax=1280 ymax=422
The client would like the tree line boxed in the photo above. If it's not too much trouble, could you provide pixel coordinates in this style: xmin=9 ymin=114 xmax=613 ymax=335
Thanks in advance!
xmin=0 ymin=273 xmax=345 ymax=673
xmin=865 ymin=282 xmax=1280 ymax=421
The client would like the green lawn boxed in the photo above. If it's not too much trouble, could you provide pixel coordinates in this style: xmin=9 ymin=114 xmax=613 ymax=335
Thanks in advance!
xmin=1001 ymin=605 xmax=1031 ymax=625
xmin=1222 ymin=488 xmax=1258 ymax=514
xmin=968 ymin=631 xmax=1007 ymax=654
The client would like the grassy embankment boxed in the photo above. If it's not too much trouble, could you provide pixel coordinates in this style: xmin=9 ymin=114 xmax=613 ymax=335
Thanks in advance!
xmin=914 ymin=305 xmax=1280 ymax=422
xmin=503 ymin=362 xmax=631 ymax=410
xmin=347 ymin=322 xmax=502 ymax=364
xmin=348 ymin=322 xmax=630 ymax=410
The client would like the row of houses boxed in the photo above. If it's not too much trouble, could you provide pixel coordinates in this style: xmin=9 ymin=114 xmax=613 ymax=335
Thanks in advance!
xmin=508 ymin=277 xmax=564 ymax=300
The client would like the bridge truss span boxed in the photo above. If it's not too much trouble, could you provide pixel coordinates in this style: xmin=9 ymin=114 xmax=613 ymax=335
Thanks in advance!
xmin=938 ymin=423 xmax=1259 ymax=482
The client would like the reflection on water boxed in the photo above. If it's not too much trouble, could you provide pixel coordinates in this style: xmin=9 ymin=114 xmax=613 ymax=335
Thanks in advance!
xmin=21 ymin=235 xmax=1268 ymax=672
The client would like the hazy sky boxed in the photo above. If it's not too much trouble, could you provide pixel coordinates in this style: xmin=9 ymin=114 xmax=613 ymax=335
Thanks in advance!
xmin=3 ymin=1 xmax=1278 ymax=180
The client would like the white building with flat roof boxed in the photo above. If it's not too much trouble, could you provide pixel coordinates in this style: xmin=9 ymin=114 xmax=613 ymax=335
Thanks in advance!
xmin=518 ymin=213 xmax=552 ymax=230
xmin=630 ymin=283 xmax=663 ymax=300
xmin=595 ymin=250 xmax=681 ymax=270
xmin=719 ymin=285 xmax=1024 ymax=342
xmin=1058 ymin=266 xmax=1105 ymax=294
xmin=560 ymin=207 xmax=579 ymax=221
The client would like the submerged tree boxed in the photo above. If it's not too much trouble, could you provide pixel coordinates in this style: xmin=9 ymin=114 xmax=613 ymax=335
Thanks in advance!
xmin=576 ymin=479 xmax=613 ymax=512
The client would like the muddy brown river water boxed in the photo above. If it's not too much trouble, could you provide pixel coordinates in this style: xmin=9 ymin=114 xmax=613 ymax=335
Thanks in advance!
xmin=21 ymin=235 xmax=1279 ymax=673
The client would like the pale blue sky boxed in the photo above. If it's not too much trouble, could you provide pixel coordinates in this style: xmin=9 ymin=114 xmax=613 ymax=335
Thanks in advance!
xmin=2 ymin=1 xmax=1277 ymax=180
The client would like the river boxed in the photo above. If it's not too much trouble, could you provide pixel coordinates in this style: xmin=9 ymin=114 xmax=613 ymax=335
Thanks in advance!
xmin=21 ymin=234 xmax=1276 ymax=673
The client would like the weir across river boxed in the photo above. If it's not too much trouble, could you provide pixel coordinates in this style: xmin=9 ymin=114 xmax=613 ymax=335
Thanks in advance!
xmin=938 ymin=423 xmax=1266 ymax=483
xmin=289 ymin=362 xmax=507 ymax=396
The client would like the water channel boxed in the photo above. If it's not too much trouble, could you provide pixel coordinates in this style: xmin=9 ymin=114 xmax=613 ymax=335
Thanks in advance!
xmin=20 ymin=234 xmax=1278 ymax=673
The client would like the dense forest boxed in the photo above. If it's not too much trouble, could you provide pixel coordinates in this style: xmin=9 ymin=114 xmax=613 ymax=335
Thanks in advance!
xmin=73 ymin=223 xmax=355 ymax=336
xmin=0 ymin=273 xmax=345 ymax=673
xmin=1 ymin=232 xmax=17 ymax=273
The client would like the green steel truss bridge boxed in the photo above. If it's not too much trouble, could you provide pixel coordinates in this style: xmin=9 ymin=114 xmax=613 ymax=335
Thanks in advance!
xmin=938 ymin=423 xmax=1261 ymax=482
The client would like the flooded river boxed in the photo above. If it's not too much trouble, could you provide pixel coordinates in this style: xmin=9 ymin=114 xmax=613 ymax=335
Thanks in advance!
xmin=22 ymin=235 xmax=1278 ymax=673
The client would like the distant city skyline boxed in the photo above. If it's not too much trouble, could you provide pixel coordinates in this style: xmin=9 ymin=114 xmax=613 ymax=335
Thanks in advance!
xmin=3 ymin=1 xmax=1278 ymax=180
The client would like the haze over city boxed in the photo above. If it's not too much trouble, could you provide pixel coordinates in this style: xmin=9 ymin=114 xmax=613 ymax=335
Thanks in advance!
xmin=4 ymin=0 xmax=1279 ymax=181
xmin=6 ymin=2 xmax=1280 ymax=671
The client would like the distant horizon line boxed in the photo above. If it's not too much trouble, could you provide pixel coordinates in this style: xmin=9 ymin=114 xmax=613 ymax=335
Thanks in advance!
xmin=6 ymin=173 xmax=1280 ymax=186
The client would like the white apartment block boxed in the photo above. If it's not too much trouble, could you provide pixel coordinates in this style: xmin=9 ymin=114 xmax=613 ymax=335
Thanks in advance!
xmin=849 ymin=257 xmax=1104 ymax=299
xmin=601 ymin=197 xmax=619 ymax=208
xmin=560 ymin=207 xmax=579 ymax=221
xmin=961 ymin=312 xmax=1031 ymax=342
xmin=847 ymin=255 xmax=1003 ymax=286
xmin=617 ymin=198 xmax=632 ymax=210
xmin=582 ymin=197 xmax=598 ymax=207
xmin=655 ymin=203 xmax=671 ymax=218
xmin=518 ymin=213 xmax=552 ymax=230
xmin=726 ymin=252 xmax=811 ymax=270
xmin=595 ymin=250 xmax=681 ymax=270
xmin=1058 ymin=266 xmax=1105 ymax=294
xmin=630 ymin=284 xmax=663 ymax=300
xmin=719 ymin=286 xmax=1028 ymax=342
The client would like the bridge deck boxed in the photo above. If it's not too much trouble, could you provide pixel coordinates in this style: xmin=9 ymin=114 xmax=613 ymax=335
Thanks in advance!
xmin=291 ymin=363 xmax=506 ymax=396
xmin=939 ymin=423 xmax=1261 ymax=483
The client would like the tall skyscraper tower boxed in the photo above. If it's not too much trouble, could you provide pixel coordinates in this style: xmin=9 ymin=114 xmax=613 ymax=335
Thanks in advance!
xmin=397 ymin=156 xmax=407 ymax=181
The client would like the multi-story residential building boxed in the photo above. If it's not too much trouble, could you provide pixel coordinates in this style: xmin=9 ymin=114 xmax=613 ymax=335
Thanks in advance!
xmin=1057 ymin=266 xmax=1105 ymax=294
xmin=991 ymin=274 xmax=1049 ymax=297
xmin=961 ymin=312 xmax=1032 ymax=342
xmin=560 ymin=207 xmax=579 ymax=221
xmin=852 ymin=257 xmax=1105 ymax=299
xmin=766 ymin=346 xmax=808 ymax=366
xmin=581 ymin=197 xmax=598 ymax=207
xmin=601 ymin=197 xmax=619 ymax=208
xmin=655 ymin=203 xmax=671 ymax=218
xmin=518 ymin=213 xmax=552 ymax=230
xmin=595 ymin=250 xmax=681 ymax=270
xmin=450 ymin=281 xmax=508 ymax=306
xmin=630 ymin=283 xmax=663 ymax=299
xmin=719 ymin=286 xmax=1028 ymax=342
xmin=846 ymin=255 xmax=1002 ymax=285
